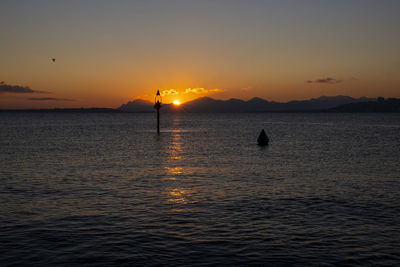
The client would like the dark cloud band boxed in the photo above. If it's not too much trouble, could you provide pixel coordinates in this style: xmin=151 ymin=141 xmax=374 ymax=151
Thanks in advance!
xmin=27 ymin=97 xmax=75 ymax=102
xmin=0 ymin=81 xmax=47 ymax=94
xmin=306 ymin=77 xmax=341 ymax=84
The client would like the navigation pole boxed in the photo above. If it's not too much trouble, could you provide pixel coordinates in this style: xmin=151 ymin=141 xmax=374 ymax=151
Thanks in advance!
xmin=154 ymin=90 xmax=162 ymax=134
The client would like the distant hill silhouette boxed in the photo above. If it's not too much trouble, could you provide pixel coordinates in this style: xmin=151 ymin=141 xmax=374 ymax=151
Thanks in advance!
xmin=2 ymin=96 xmax=398 ymax=113
xmin=0 ymin=108 xmax=123 ymax=113
xmin=327 ymin=98 xmax=400 ymax=112
xmin=118 ymin=95 xmax=377 ymax=113
xmin=118 ymin=99 xmax=154 ymax=112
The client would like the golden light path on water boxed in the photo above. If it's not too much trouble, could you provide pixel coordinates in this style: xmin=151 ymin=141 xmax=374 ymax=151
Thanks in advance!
xmin=164 ymin=119 xmax=197 ymax=211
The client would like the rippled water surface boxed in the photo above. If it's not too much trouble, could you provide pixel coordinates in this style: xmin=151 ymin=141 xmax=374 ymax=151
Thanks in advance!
xmin=1 ymin=112 xmax=399 ymax=266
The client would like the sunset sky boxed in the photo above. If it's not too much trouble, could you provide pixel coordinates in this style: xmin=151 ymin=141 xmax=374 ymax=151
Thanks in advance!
xmin=1 ymin=0 xmax=399 ymax=109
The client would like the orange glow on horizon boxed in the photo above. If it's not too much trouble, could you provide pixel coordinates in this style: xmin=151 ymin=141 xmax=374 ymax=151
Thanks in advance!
xmin=173 ymin=100 xmax=181 ymax=106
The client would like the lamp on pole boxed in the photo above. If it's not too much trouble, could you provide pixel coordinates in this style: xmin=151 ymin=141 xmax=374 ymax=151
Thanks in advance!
xmin=154 ymin=90 xmax=162 ymax=134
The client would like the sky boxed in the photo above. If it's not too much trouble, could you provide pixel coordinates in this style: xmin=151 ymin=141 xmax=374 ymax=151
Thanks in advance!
xmin=1 ymin=0 xmax=400 ymax=109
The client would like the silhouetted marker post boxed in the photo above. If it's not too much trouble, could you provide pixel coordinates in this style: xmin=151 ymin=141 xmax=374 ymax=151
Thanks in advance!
xmin=154 ymin=90 xmax=162 ymax=134
xmin=257 ymin=129 xmax=269 ymax=146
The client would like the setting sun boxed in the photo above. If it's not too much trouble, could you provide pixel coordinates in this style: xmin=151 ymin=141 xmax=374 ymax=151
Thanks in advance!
xmin=173 ymin=100 xmax=181 ymax=106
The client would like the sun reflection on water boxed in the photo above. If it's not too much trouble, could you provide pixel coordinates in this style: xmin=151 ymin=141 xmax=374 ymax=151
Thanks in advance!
xmin=162 ymin=167 xmax=183 ymax=181
xmin=163 ymin=125 xmax=197 ymax=211
xmin=166 ymin=166 xmax=183 ymax=175
xmin=168 ymin=188 xmax=197 ymax=205
xmin=169 ymin=129 xmax=183 ymax=160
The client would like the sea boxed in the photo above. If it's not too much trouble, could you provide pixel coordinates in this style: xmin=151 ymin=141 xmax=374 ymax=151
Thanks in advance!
xmin=0 ymin=112 xmax=399 ymax=266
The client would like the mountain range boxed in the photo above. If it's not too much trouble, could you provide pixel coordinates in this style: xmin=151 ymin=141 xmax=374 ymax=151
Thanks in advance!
xmin=118 ymin=95 xmax=380 ymax=113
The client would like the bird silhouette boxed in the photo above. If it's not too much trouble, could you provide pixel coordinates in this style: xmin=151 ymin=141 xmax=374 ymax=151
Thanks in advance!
xmin=51 ymin=58 xmax=56 ymax=62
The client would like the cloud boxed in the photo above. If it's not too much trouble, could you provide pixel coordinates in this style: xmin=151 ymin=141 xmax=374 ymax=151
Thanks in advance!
xmin=161 ymin=89 xmax=178 ymax=96
xmin=306 ymin=77 xmax=341 ymax=84
xmin=0 ymin=81 xmax=47 ymax=94
xmin=185 ymin=88 xmax=223 ymax=94
xmin=27 ymin=97 xmax=75 ymax=101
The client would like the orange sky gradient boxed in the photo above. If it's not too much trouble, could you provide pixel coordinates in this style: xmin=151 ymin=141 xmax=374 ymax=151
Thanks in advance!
xmin=1 ymin=1 xmax=399 ymax=109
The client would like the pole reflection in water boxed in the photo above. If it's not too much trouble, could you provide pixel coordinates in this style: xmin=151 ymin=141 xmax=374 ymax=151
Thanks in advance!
xmin=163 ymin=122 xmax=197 ymax=211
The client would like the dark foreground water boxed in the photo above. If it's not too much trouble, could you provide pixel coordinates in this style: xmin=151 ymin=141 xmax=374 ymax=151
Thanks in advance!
xmin=0 ymin=112 xmax=399 ymax=266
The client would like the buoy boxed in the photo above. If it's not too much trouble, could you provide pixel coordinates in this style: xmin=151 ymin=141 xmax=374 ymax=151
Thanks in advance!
xmin=257 ymin=129 xmax=269 ymax=146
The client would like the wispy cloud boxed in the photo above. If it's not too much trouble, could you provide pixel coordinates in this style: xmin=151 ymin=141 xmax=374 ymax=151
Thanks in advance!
xmin=185 ymin=88 xmax=223 ymax=94
xmin=27 ymin=97 xmax=75 ymax=101
xmin=161 ymin=89 xmax=178 ymax=96
xmin=241 ymin=86 xmax=252 ymax=92
xmin=0 ymin=81 xmax=47 ymax=94
xmin=306 ymin=77 xmax=341 ymax=84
